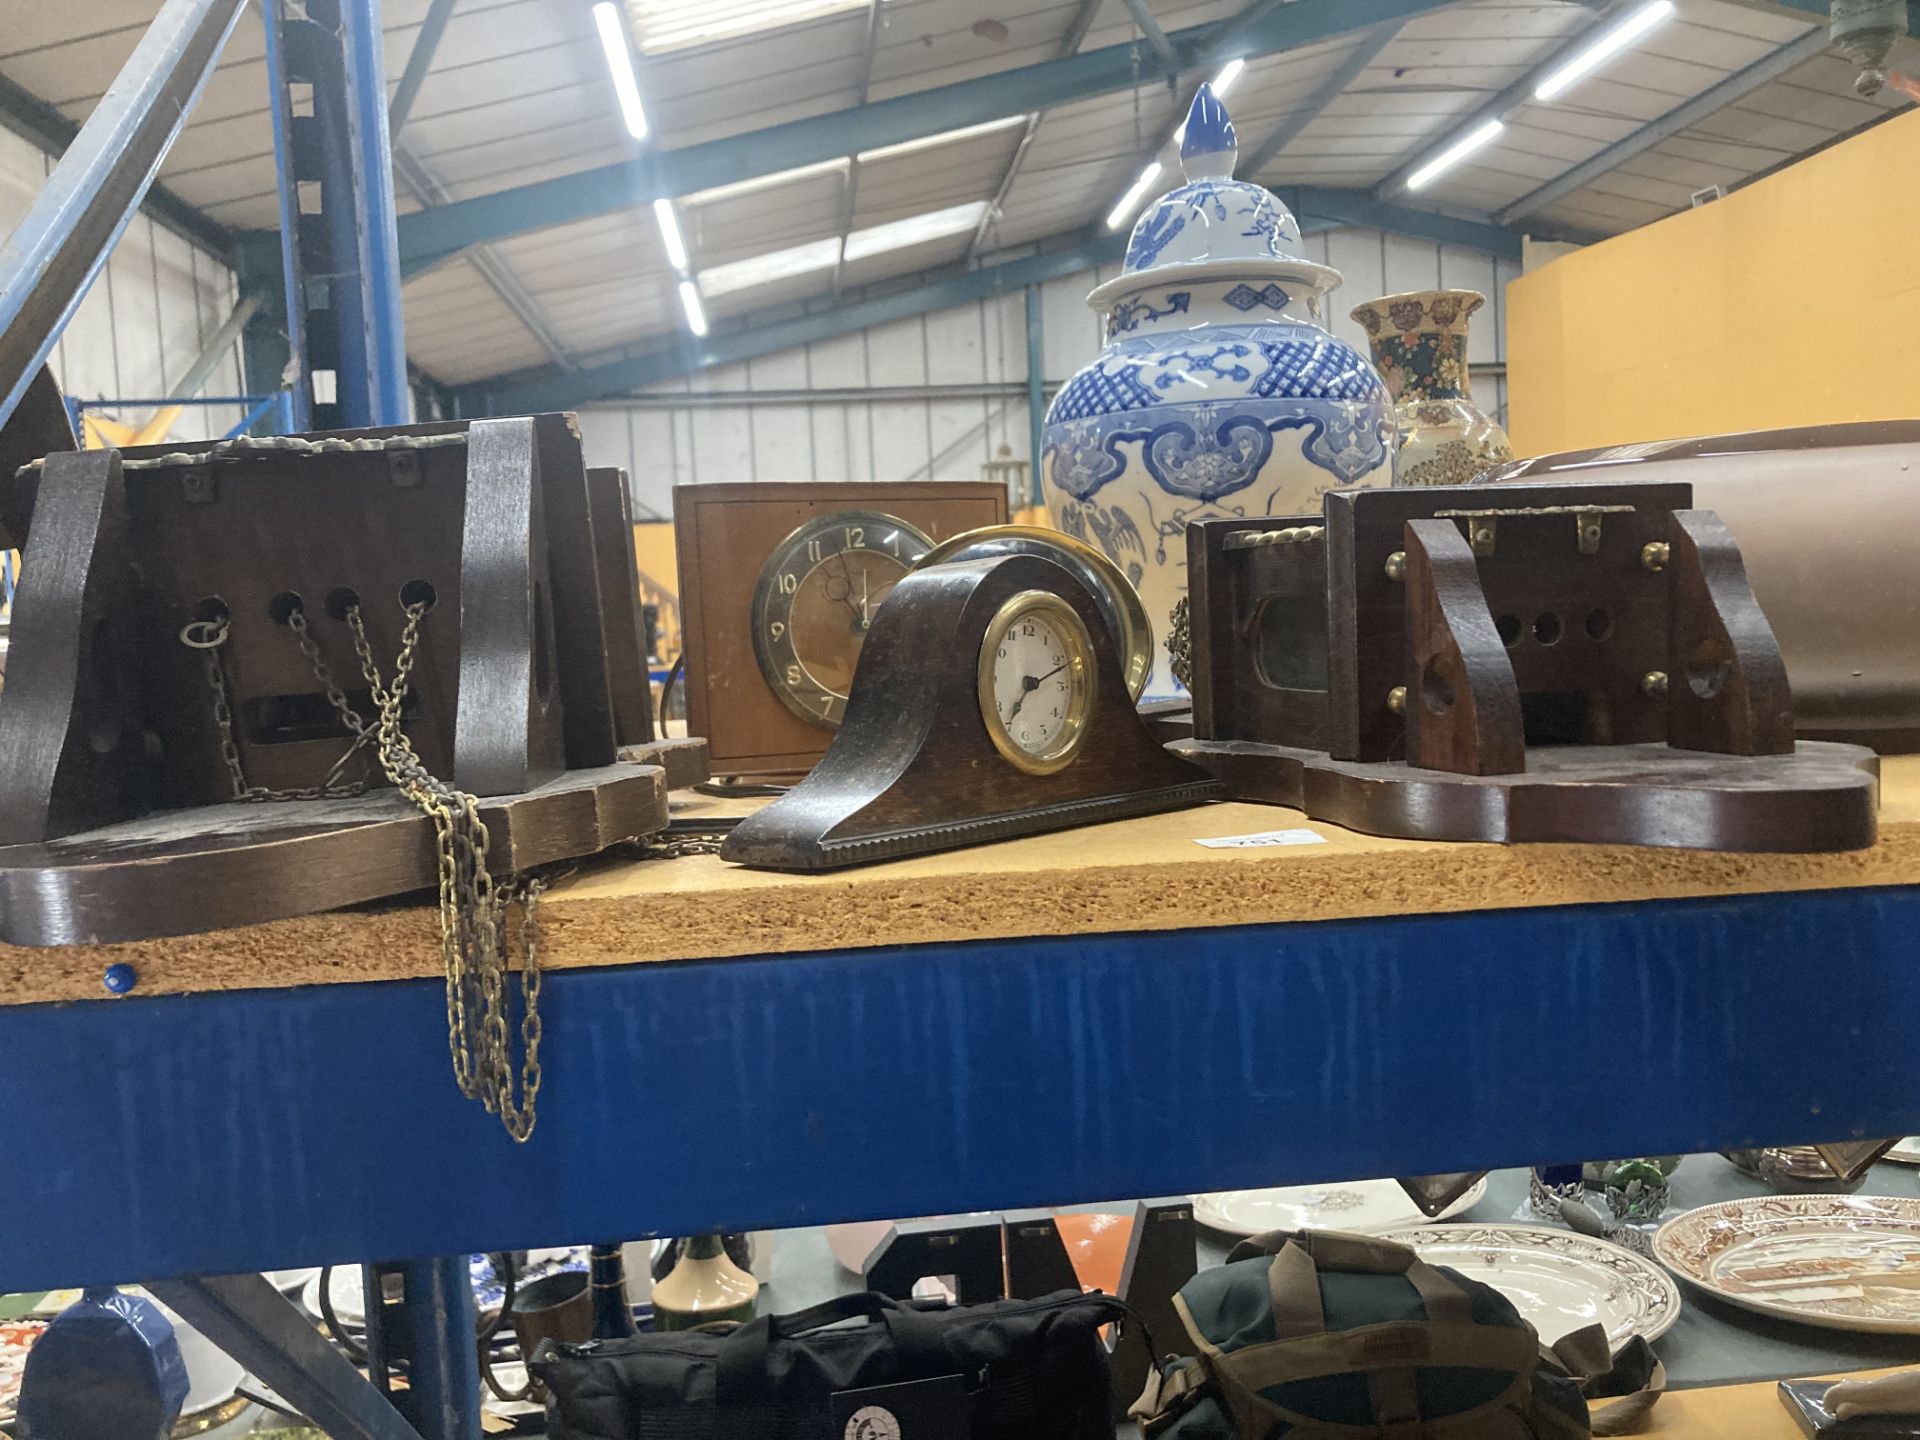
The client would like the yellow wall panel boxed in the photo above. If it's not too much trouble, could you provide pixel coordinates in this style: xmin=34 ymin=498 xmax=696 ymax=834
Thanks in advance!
xmin=1507 ymin=106 xmax=1920 ymax=456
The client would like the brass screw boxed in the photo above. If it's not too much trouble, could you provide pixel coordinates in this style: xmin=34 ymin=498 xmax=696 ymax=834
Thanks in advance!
xmin=1641 ymin=670 xmax=1670 ymax=698
xmin=1387 ymin=685 xmax=1408 ymax=714
xmin=1474 ymin=526 xmax=1495 ymax=549
xmin=1641 ymin=541 xmax=1670 ymax=572
xmin=1384 ymin=550 xmax=1407 ymax=582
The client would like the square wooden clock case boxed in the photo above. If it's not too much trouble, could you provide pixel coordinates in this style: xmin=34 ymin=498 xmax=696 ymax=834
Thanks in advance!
xmin=674 ymin=481 xmax=1007 ymax=777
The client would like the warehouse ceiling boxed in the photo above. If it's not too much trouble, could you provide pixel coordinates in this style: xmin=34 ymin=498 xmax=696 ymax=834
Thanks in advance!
xmin=0 ymin=0 xmax=1910 ymax=391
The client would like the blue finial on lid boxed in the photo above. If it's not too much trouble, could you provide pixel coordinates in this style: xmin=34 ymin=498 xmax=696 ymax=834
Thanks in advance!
xmin=1179 ymin=83 xmax=1237 ymax=179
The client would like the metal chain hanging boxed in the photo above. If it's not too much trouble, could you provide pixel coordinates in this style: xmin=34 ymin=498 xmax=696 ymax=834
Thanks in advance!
xmin=178 ymin=614 xmax=370 ymax=801
xmin=343 ymin=599 xmax=547 ymax=1142
xmin=179 ymin=597 xmax=548 ymax=1141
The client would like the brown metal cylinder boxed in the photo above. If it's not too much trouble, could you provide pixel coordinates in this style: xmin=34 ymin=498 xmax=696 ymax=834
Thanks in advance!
xmin=1482 ymin=420 xmax=1920 ymax=751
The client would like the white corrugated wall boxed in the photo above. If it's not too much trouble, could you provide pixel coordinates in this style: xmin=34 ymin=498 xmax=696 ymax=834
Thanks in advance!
xmin=574 ymin=225 xmax=1523 ymax=520
xmin=0 ymin=124 xmax=248 ymax=443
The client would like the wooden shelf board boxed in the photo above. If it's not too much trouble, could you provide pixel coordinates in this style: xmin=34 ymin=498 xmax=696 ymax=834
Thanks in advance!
xmin=3 ymin=755 xmax=1915 ymax=1008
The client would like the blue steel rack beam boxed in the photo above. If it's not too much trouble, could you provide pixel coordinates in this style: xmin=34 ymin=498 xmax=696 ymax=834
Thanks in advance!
xmin=0 ymin=0 xmax=250 ymax=431
xmin=387 ymin=0 xmax=461 ymax=135
xmin=143 ymin=1275 xmax=421 ymax=1440
xmin=1495 ymin=28 xmax=1833 ymax=225
xmin=457 ymin=190 xmax=1522 ymax=414
xmin=1240 ymin=22 xmax=1404 ymax=182
xmin=461 ymin=233 xmax=1127 ymax=414
xmin=393 ymin=0 xmax=1464 ymax=273
xmin=3 ymin=887 xmax=1918 ymax=1293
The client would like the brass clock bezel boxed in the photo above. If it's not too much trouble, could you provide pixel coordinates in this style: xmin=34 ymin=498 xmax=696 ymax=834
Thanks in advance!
xmin=918 ymin=524 xmax=1153 ymax=702
xmin=977 ymin=589 xmax=1096 ymax=776
xmin=750 ymin=509 xmax=935 ymax=730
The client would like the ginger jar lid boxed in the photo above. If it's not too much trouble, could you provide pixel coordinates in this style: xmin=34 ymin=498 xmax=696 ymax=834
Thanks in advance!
xmin=1087 ymin=84 xmax=1342 ymax=312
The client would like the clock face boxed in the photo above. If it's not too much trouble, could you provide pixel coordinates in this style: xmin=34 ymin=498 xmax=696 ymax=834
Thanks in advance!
xmin=751 ymin=510 xmax=935 ymax=729
xmin=977 ymin=590 xmax=1095 ymax=775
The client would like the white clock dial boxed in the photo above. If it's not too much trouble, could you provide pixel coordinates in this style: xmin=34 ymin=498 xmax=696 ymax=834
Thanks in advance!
xmin=976 ymin=591 xmax=1094 ymax=774
xmin=992 ymin=613 xmax=1075 ymax=756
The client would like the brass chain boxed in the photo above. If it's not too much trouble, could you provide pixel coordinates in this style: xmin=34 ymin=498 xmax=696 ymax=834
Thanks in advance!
xmin=179 ymin=600 xmax=547 ymax=1140
xmin=177 ymin=615 xmax=368 ymax=802
xmin=344 ymin=602 xmax=545 ymax=1141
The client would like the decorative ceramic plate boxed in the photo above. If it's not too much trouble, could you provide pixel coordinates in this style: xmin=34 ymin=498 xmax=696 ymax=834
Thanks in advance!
xmin=1371 ymin=1225 xmax=1681 ymax=1349
xmin=0 ymin=1319 xmax=49 ymax=1424
xmin=1192 ymin=1177 xmax=1487 ymax=1238
xmin=1653 ymin=1195 xmax=1920 ymax=1333
xmin=1881 ymin=1139 xmax=1920 ymax=1166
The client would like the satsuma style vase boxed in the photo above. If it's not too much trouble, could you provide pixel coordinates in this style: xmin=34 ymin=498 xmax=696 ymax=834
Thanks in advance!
xmin=1348 ymin=288 xmax=1512 ymax=487
xmin=1041 ymin=84 xmax=1394 ymax=698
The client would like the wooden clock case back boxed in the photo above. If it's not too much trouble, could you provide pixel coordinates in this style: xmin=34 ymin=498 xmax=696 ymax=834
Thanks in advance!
xmin=673 ymin=481 xmax=1006 ymax=778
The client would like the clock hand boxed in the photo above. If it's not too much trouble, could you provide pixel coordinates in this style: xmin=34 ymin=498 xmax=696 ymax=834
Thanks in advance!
xmin=1004 ymin=662 xmax=1068 ymax=720
xmin=827 ymin=557 xmax=865 ymax=628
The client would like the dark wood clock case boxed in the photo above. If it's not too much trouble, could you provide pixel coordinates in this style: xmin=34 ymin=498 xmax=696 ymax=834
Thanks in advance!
xmin=721 ymin=553 xmax=1220 ymax=870
xmin=1171 ymin=480 xmax=1878 ymax=852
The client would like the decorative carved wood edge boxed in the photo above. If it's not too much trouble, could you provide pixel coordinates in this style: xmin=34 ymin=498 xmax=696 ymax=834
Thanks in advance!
xmin=1666 ymin=509 xmax=1794 ymax=756
xmin=741 ymin=782 xmax=1225 ymax=871
xmin=0 ymin=765 xmax=669 ymax=948
xmin=1404 ymin=518 xmax=1524 ymax=776
xmin=1167 ymin=737 xmax=1879 ymax=852
xmin=617 ymin=736 xmax=711 ymax=792
xmin=0 ymin=449 xmax=142 ymax=845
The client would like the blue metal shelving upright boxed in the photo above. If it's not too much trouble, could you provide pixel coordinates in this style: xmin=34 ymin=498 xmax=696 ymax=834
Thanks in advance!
xmin=258 ymin=0 xmax=411 ymax=431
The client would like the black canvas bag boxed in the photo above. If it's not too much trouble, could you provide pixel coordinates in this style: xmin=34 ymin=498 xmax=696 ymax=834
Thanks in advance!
xmin=534 ymin=1288 xmax=1131 ymax=1440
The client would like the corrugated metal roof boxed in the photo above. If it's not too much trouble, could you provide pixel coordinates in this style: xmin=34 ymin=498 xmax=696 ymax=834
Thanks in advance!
xmin=1 ymin=0 xmax=1911 ymax=386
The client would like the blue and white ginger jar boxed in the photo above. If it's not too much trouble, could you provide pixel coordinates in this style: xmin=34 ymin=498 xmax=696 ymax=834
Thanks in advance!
xmin=1042 ymin=84 xmax=1395 ymax=697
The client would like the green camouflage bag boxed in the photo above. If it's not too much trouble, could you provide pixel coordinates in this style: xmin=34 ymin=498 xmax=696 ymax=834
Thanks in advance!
xmin=1130 ymin=1229 xmax=1662 ymax=1440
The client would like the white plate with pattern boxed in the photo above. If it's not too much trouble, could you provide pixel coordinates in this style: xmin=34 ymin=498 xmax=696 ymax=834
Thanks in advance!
xmin=1372 ymin=1224 xmax=1681 ymax=1350
xmin=1191 ymin=1177 xmax=1487 ymax=1238
xmin=1654 ymin=1195 xmax=1920 ymax=1333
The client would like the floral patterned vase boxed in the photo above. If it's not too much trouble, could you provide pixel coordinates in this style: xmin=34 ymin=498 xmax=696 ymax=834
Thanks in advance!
xmin=1042 ymin=84 xmax=1393 ymax=698
xmin=1348 ymin=288 xmax=1512 ymax=488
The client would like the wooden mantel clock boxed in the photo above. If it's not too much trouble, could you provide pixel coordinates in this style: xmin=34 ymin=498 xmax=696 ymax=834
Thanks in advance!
xmin=721 ymin=553 xmax=1220 ymax=870
xmin=675 ymin=481 xmax=1006 ymax=777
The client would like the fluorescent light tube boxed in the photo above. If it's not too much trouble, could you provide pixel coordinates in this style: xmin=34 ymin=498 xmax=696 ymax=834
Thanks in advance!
xmin=653 ymin=199 xmax=689 ymax=272
xmin=1405 ymin=119 xmax=1504 ymax=191
xmin=679 ymin=280 xmax=709 ymax=336
xmin=1105 ymin=162 xmax=1162 ymax=230
xmin=1533 ymin=0 xmax=1676 ymax=102
xmin=592 ymin=2 xmax=649 ymax=140
xmin=698 ymin=237 xmax=843 ymax=297
xmin=686 ymin=158 xmax=849 ymax=207
xmin=857 ymin=115 xmax=1028 ymax=163
xmin=843 ymin=201 xmax=990 ymax=261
